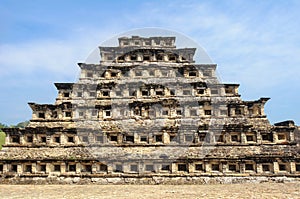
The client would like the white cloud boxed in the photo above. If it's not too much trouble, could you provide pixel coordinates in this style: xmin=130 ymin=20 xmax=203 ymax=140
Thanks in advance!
xmin=0 ymin=26 xmax=126 ymax=79
xmin=0 ymin=40 xmax=76 ymax=76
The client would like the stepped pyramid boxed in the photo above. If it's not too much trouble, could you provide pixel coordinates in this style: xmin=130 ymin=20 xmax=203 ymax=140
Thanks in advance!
xmin=1 ymin=36 xmax=299 ymax=184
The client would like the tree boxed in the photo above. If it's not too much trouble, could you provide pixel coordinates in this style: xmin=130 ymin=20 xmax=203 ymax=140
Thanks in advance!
xmin=14 ymin=121 xmax=29 ymax=128
xmin=0 ymin=122 xmax=8 ymax=130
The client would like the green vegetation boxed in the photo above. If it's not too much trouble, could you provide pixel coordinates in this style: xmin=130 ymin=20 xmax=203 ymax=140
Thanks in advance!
xmin=0 ymin=123 xmax=8 ymax=150
xmin=0 ymin=121 xmax=29 ymax=150
xmin=0 ymin=122 xmax=8 ymax=129
xmin=0 ymin=131 xmax=5 ymax=150
xmin=13 ymin=121 xmax=29 ymax=128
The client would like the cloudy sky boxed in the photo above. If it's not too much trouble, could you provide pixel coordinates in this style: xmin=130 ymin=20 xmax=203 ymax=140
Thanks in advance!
xmin=1 ymin=0 xmax=299 ymax=125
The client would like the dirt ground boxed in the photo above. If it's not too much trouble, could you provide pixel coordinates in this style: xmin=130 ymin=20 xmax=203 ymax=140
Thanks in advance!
xmin=0 ymin=182 xmax=299 ymax=199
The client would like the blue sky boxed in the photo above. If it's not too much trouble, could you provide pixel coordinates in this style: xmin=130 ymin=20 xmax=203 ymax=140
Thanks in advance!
xmin=0 ymin=0 xmax=299 ymax=125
